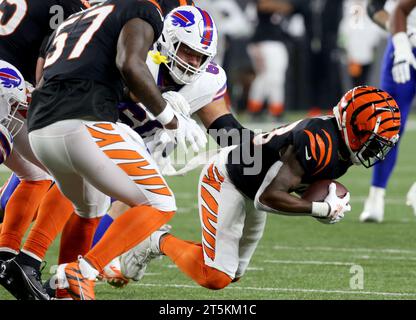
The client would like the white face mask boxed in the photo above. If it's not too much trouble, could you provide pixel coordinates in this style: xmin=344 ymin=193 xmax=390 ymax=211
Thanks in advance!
xmin=165 ymin=41 xmax=211 ymax=85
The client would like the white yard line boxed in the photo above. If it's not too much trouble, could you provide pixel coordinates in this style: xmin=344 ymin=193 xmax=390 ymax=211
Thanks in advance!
xmin=263 ymin=260 xmax=354 ymax=266
xmin=111 ymin=282 xmax=416 ymax=297
xmin=273 ymin=245 xmax=416 ymax=255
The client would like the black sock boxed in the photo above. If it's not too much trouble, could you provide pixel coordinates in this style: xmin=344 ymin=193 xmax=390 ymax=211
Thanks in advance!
xmin=0 ymin=251 xmax=16 ymax=261
xmin=16 ymin=252 xmax=41 ymax=270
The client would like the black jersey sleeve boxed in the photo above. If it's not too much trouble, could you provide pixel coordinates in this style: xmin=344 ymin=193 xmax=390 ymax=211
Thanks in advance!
xmin=367 ymin=0 xmax=387 ymax=19
xmin=120 ymin=0 xmax=164 ymax=42
xmin=159 ymin=0 xmax=194 ymax=15
xmin=58 ymin=0 xmax=91 ymax=18
xmin=292 ymin=120 xmax=335 ymax=178
xmin=39 ymin=36 xmax=50 ymax=59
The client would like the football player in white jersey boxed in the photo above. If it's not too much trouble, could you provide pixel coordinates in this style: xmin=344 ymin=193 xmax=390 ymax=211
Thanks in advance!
xmin=360 ymin=0 xmax=416 ymax=222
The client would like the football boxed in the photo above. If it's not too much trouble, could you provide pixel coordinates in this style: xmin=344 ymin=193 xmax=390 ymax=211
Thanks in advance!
xmin=302 ymin=179 xmax=348 ymax=202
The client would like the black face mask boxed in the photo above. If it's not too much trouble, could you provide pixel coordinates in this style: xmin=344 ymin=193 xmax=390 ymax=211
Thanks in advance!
xmin=356 ymin=133 xmax=398 ymax=168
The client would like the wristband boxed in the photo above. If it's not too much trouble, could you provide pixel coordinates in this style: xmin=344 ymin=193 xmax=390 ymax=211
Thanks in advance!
xmin=311 ymin=202 xmax=330 ymax=217
xmin=156 ymin=103 xmax=175 ymax=125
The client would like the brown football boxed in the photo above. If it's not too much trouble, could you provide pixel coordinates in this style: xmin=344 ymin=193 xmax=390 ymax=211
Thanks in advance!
xmin=301 ymin=179 xmax=348 ymax=202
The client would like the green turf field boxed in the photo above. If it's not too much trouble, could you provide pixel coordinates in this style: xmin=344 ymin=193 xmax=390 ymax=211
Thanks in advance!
xmin=1 ymin=115 xmax=416 ymax=300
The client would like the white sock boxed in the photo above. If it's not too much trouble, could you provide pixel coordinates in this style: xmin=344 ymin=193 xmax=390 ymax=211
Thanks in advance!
xmin=369 ymin=186 xmax=385 ymax=200
xmin=0 ymin=247 xmax=19 ymax=255
xmin=78 ymin=257 xmax=99 ymax=280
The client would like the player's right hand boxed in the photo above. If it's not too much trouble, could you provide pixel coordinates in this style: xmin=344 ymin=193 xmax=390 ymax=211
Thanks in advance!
xmin=392 ymin=32 xmax=416 ymax=84
xmin=162 ymin=91 xmax=191 ymax=117
xmin=323 ymin=183 xmax=351 ymax=224
xmin=166 ymin=112 xmax=207 ymax=153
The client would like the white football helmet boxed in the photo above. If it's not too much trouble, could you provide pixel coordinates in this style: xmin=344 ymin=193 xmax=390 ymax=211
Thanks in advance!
xmin=157 ymin=5 xmax=218 ymax=84
xmin=0 ymin=123 xmax=13 ymax=164
xmin=0 ymin=60 xmax=27 ymax=137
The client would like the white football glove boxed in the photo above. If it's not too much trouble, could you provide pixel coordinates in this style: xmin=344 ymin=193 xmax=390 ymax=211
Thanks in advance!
xmin=166 ymin=111 xmax=207 ymax=153
xmin=162 ymin=91 xmax=191 ymax=117
xmin=392 ymin=32 xmax=416 ymax=84
xmin=150 ymin=129 xmax=178 ymax=175
xmin=321 ymin=183 xmax=351 ymax=224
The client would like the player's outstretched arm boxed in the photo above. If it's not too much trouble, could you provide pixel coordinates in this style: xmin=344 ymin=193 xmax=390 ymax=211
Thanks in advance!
xmin=391 ymin=0 xmax=416 ymax=34
xmin=116 ymin=18 xmax=177 ymax=129
xmin=197 ymin=98 xmax=252 ymax=147
xmin=390 ymin=0 xmax=416 ymax=83
xmin=367 ymin=0 xmax=389 ymax=30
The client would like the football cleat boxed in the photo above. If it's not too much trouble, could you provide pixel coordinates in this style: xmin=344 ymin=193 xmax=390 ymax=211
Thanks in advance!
xmin=102 ymin=257 xmax=129 ymax=288
xmin=359 ymin=187 xmax=385 ymax=223
xmin=0 ymin=258 xmax=35 ymax=300
xmin=120 ymin=225 xmax=171 ymax=281
xmin=406 ymin=182 xmax=416 ymax=216
xmin=56 ymin=257 xmax=98 ymax=300
xmin=5 ymin=259 xmax=50 ymax=300
xmin=43 ymin=276 xmax=73 ymax=300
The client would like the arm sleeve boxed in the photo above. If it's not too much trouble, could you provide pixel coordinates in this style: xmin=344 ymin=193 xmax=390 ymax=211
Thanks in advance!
xmin=207 ymin=113 xmax=254 ymax=148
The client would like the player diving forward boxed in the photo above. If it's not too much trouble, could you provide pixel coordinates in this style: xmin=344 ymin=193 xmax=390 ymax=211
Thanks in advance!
xmin=121 ymin=86 xmax=401 ymax=290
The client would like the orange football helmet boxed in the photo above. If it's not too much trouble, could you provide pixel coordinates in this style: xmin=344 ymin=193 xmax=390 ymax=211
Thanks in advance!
xmin=333 ymin=86 xmax=401 ymax=168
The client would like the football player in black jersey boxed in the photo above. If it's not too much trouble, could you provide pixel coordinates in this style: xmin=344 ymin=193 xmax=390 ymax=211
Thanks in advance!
xmin=0 ymin=0 xmax=91 ymax=84
xmin=121 ymin=86 xmax=401 ymax=290
xmin=23 ymin=0 xmax=205 ymax=300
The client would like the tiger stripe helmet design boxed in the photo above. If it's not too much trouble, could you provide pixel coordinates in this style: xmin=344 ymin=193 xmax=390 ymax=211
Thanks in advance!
xmin=333 ymin=86 xmax=401 ymax=168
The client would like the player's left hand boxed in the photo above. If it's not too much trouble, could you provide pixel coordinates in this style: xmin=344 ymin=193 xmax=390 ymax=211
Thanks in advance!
xmin=392 ymin=32 xmax=416 ymax=84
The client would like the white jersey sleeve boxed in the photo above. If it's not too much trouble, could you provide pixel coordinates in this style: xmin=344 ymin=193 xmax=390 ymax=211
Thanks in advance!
xmin=177 ymin=63 xmax=227 ymax=115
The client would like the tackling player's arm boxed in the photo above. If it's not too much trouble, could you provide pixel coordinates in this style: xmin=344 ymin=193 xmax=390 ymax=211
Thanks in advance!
xmin=390 ymin=0 xmax=416 ymax=34
xmin=116 ymin=18 xmax=177 ymax=129
xmin=197 ymin=97 xmax=253 ymax=147
xmin=367 ymin=0 xmax=389 ymax=30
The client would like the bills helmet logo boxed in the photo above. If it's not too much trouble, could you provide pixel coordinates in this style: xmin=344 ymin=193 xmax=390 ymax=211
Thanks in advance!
xmin=171 ymin=10 xmax=195 ymax=28
xmin=0 ymin=68 xmax=22 ymax=89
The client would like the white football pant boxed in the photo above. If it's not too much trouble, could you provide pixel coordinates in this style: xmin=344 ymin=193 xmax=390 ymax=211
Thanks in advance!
xmin=28 ymin=120 xmax=176 ymax=219
xmin=199 ymin=147 xmax=267 ymax=279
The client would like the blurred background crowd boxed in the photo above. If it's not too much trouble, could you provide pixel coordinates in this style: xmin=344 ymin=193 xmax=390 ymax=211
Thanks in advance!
xmin=195 ymin=0 xmax=388 ymax=121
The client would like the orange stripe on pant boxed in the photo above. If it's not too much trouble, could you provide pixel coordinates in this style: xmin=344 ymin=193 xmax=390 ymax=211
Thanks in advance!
xmin=87 ymin=126 xmax=124 ymax=148
xmin=88 ymin=124 xmax=172 ymax=198
xmin=200 ymin=164 xmax=224 ymax=261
